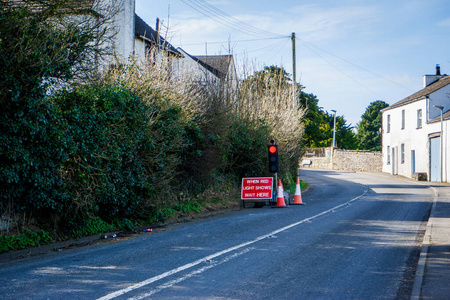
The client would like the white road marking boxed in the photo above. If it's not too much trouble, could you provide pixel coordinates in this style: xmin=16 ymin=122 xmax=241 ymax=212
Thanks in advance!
xmin=129 ymin=247 xmax=253 ymax=299
xmin=97 ymin=186 xmax=369 ymax=300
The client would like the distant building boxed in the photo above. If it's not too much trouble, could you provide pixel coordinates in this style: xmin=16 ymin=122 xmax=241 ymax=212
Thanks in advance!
xmin=381 ymin=65 xmax=450 ymax=182
xmin=134 ymin=14 xmax=182 ymax=62
xmin=105 ymin=0 xmax=183 ymax=67
xmin=173 ymin=48 xmax=238 ymax=90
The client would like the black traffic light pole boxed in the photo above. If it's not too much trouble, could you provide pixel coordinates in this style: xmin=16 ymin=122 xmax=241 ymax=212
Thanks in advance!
xmin=268 ymin=139 xmax=279 ymax=205
xmin=273 ymin=172 xmax=277 ymax=205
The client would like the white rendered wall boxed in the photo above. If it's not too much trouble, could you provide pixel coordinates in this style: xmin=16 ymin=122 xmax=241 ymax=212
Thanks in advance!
xmin=104 ymin=0 xmax=135 ymax=63
xmin=383 ymin=99 xmax=430 ymax=177
xmin=382 ymin=97 xmax=449 ymax=181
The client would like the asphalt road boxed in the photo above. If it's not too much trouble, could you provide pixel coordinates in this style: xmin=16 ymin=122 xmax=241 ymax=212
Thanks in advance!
xmin=0 ymin=170 xmax=433 ymax=299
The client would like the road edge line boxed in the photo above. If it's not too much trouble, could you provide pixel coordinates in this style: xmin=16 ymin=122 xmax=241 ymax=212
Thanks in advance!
xmin=410 ymin=186 xmax=438 ymax=300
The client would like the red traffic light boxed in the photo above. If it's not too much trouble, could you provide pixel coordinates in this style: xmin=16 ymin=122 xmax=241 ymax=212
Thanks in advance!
xmin=268 ymin=144 xmax=279 ymax=173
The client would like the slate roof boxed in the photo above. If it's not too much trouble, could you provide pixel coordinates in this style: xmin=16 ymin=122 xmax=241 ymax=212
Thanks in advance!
xmin=134 ymin=14 xmax=182 ymax=57
xmin=177 ymin=48 xmax=233 ymax=80
xmin=194 ymin=55 xmax=233 ymax=80
xmin=383 ymin=75 xmax=450 ymax=111
xmin=429 ymin=109 xmax=450 ymax=123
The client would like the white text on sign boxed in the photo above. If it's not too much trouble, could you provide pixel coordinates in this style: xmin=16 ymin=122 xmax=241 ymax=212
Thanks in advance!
xmin=241 ymin=177 xmax=273 ymax=200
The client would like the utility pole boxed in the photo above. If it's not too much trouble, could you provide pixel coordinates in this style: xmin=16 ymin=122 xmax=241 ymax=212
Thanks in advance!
xmin=291 ymin=32 xmax=297 ymax=105
xmin=156 ymin=18 xmax=160 ymax=51
xmin=291 ymin=32 xmax=296 ymax=84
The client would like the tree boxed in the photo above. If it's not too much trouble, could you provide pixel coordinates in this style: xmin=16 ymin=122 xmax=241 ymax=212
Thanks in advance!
xmin=299 ymin=91 xmax=357 ymax=149
xmin=299 ymin=92 xmax=331 ymax=147
xmin=356 ymin=100 xmax=389 ymax=151
xmin=237 ymin=65 xmax=305 ymax=181
xmin=242 ymin=65 xmax=292 ymax=93
xmin=331 ymin=114 xmax=358 ymax=150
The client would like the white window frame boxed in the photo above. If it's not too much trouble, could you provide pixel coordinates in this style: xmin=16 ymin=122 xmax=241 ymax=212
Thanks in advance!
xmin=387 ymin=146 xmax=391 ymax=165
xmin=387 ymin=114 xmax=391 ymax=133
xmin=401 ymin=143 xmax=405 ymax=164
xmin=401 ymin=109 xmax=405 ymax=130
xmin=417 ymin=109 xmax=422 ymax=129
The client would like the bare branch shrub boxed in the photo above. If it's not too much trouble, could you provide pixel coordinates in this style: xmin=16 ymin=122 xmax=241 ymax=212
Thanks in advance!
xmin=236 ymin=67 xmax=306 ymax=177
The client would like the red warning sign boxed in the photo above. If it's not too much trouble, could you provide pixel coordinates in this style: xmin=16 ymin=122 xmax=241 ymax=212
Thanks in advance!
xmin=241 ymin=177 xmax=273 ymax=200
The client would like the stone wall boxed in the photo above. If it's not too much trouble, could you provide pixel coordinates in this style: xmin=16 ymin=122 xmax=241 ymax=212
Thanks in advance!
xmin=304 ymin=156 xmax=332 ymax=169
xmin=332 ymin=150 xmax=382 ymax=172
xmin=301 ymin=147 xmax=333 ymax=169
xmin=301 ymin=148 xmax=382 ymax=172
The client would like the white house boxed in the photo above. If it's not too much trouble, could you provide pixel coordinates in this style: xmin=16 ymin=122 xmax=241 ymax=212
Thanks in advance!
xmin=382 ymin=65 xmax=450 ymax=182
xmin=108 ymin=0 xmax=136 ymax=63
xmin=103 ymin=0 xmax=183 ymax=66
xmin=173 ymin=48 xmax=238 ymax=89
xmin=134 ymin=14 xmax=183 ymax=63
xmin=12 ymin=0 xmax=237 ymax=86
xmin=101 ymin=1 xmax=237 ymax=85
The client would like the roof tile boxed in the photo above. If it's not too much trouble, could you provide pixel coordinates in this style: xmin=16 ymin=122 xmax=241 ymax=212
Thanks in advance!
xmin=385 ymin=75 xmax=450 ymax=111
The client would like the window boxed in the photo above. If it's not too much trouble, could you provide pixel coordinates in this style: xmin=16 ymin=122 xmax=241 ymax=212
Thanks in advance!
xmin=401 ymin=144 xmax=405 ymax=164
xmin=401 ymin=109 xmax=405 ymax=130
xmin=387 ymin=146 xmax=391 ymax=165
xmin=417 ymin=109 xmax=422 ymax=129
xmin=387 ymin=114 xmax=390 ymax=133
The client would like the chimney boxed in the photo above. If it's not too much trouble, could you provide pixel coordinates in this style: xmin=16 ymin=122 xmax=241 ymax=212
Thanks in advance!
xmin=423 ymin=64 xmax=444 ymax=87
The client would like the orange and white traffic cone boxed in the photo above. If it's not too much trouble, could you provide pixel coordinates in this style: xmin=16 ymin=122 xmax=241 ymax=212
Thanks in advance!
xmin=292 ymin=177 xmax=305 ymax=205
xmin=273 ymin=179 xmax=287 ymax=208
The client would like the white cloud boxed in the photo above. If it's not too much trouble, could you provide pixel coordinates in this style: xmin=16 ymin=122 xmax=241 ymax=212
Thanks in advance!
xmin=280 ymin=4 xmax=380 ymax=42
xmin=438 ymin=18 xmax=450 ymax=27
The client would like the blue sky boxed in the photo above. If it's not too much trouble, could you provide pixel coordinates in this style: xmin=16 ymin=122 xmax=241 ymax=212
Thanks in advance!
xmin=135 ymin=0 xmax=450 ymax=127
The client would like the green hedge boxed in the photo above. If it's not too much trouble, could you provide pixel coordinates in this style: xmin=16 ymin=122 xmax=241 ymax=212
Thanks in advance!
xmin=0 ymin=96 xmax=70 ymax=216
xmin=1 ymin=81 xmax=300 ymax=242
xmin=55 ymin=84 xmax=151 ymax=220
xmin=223 ymin=119 xmax=271 ymax=178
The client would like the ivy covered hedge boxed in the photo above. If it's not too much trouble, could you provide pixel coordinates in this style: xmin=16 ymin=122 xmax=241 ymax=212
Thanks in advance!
xmin=55 ymin=85 xmax=152 ymax=223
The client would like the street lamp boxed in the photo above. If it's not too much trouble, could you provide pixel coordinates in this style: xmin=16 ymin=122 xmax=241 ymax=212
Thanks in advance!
xmin=331 ymin=110 xmax=337 ymax=148
xmin=434 ymin=105 xmax=444 ymax=182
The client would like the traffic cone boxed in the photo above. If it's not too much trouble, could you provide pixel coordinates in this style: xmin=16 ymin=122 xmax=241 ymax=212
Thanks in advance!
xmin=273 ymin=179 xmax=287 ymax=208
xmin=292 ymin=177 xmax=305 ymax=205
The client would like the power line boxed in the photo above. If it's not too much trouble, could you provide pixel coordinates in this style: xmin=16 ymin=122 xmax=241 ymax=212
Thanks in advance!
xmin=193 ymin=0 xmax=285 ymax=38
xmin=179 ymin=0 xmax=267 ymax=38
xmin=266 ymin=38 xmax=290 ymax=62
xmin=301 ymin=41 xmax=386 ymax=99
xmin=181 ymin=36 xmax=289 ymax=46
xmin=179 ymin=0 xmax=408 ymax=96
xmin=180 ymin=0 xmax=265 ymax=37
xmin=242 ymin=39 xmax=289 ymax=55
xmin=297 ymin=38 xmax=415 ymax=93
xmin=179 ymin=0 xmax=285 ymax=39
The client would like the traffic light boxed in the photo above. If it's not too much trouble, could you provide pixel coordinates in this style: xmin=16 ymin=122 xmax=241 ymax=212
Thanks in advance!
xmin=268 ymin=144 xmax=279 ymax=173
